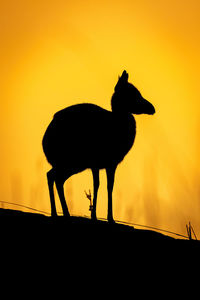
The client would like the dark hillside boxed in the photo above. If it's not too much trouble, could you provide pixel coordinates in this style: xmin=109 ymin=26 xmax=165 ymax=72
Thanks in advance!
xmin=0 ymin=208 xmax=199 ymax=252
xmin=1 ymin=207 xmax=199 ymax=286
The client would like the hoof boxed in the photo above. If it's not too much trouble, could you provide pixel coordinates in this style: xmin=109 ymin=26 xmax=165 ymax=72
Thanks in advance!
xmin=51 ymin=212 xmax=58 ymax=217
xmin=108 ymin=218 xmax=115 ymax=224
xmin=63 ymin=212 xmax=70 ymax=218
xmin=91 ymin=211 xmax=97 ymax=222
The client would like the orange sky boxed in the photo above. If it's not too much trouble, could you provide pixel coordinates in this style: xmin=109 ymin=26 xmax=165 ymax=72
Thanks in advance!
xmin=0 ymin=0 xmax=200 ymax=237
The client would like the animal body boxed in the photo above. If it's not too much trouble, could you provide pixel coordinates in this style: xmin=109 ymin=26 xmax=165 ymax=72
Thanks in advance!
xmin=42 ymin=71 xmax=155 ymax=222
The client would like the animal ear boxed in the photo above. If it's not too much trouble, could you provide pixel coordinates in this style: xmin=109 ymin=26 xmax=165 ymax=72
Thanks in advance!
xmin=114 ymin=70 xmax=128 ymax=91
xmin=120 ymin=70 xmax=129 ymax=81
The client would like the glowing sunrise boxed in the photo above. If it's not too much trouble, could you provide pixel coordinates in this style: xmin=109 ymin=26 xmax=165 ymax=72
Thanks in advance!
xmin=0 ymin=0 xmax=200 ymax=237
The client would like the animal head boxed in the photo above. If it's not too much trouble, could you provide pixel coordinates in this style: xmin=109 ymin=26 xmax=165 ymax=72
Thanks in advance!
xmin=111 ymin=70 xmax=155 ymax=115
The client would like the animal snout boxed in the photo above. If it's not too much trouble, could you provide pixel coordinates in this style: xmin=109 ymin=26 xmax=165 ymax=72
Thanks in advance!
xmin=143 ymin=99 xmax=156 ymax=115
xmin=148 ymin=103 xmax=156 ymax=115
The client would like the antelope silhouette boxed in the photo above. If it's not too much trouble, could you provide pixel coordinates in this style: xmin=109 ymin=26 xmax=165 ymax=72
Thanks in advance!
xmin=42 ymin=71 xmax=155 ymax=222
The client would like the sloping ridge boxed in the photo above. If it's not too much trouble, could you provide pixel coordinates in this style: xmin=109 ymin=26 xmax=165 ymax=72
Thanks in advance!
xmin=0 ymin=208 xmax=199 ymax=260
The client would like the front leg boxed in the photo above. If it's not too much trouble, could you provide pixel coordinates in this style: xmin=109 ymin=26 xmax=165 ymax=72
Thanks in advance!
xmin=91 ymin=168 xmax=100 ymax=221
xmin=106 ymin=165 xmax=117 ymax=223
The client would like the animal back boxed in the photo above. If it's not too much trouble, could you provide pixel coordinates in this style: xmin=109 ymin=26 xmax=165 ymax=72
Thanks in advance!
xmin=42 ymin=103 xmax=136 ymax=169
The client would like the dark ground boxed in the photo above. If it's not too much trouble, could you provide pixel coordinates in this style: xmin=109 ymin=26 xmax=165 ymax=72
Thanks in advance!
xmin=0 ymin=208 xmax=199 ymax=251
xmin=0 ymin=208 xmax=199 ymax=292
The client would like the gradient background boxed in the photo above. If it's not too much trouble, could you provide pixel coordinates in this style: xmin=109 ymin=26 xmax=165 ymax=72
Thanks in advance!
xmin=0 ymin=0 xmax=200 ymax=236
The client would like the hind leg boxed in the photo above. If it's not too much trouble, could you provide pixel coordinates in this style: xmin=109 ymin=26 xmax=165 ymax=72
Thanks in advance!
xmin=54 ymin=171 xmax=70 ymax=217
xmin=47 ymin=169 xmax=57 ymax=217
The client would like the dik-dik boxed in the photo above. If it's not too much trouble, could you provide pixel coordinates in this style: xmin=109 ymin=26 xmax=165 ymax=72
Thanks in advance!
xmin=42 ymin=71 xmax=155 ymax=222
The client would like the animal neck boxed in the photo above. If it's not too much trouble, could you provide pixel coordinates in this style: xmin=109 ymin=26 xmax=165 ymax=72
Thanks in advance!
xmin=111 ymin=93 xmax=130 ymax=116
xmin=111 ymin=93 xmax=136 ymax=132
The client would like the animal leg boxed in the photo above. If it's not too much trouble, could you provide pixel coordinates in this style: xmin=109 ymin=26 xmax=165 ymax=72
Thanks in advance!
xmin=91 ymin=168 xmax=100 ymax=220
xmin=47 ymin=169 xmax=57 ymax=217
xmin=106 ymin=166 xmax=116 ymax=223
xmin=55 ymin=172 xmax=70 ymax=217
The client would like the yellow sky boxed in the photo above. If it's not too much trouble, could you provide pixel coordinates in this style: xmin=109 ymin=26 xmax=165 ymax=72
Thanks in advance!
xmin=0 ymin=0 xmax=200 ymax=236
